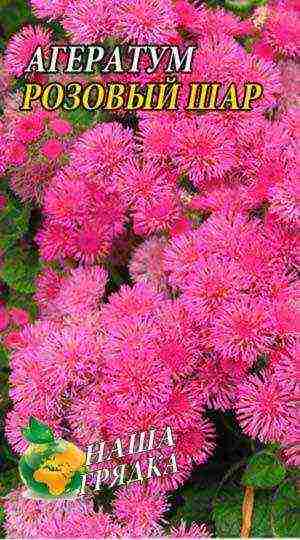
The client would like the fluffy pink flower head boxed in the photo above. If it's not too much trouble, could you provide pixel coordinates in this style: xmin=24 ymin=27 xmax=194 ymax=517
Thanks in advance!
xmin=195 ymin=352 xmax=246 ymax=411
xmin=236 ymin=371 xmax=297 ymax=442
xmin=54 ymin=266 xmax=107 ymax=317
xmin=15 ymin=112 xmax=45 ymax=144
xmin=181 ymin=258 xmax=250 ymax=322
xmin=31 ymin=0 xmax=68 ymax=19
xmin=4 ymin=25 xmax=52 ymax=77
xmin=138 ymin=111 xmax=177 ymax=162
xmin=264 ymin=4 xmax=300 ymax=58
xmin=10 ymin=160 xmax=56 ymax=204
xmin=49 ymin=117 xmax=72 ymax=136
xmin=175 ymin=0 xmax=252 ymax=40
xmin=170 ymin=519 xmax=211 ymax=537
xmin=211 ymin=297 xmax=273 ymax=368
xmin=8 ymin=307 xmax=30 ymax=327
xmin=9 ymin=318 xmax=104 ymax=419
xmin=3 ymin=487 xmax=95 ymax=538
xmin=0 ymin=306 xmax=9 ymax=331
xmin=63 ymin=0 xmax=116 ymax=43
xmin=53 ymin=266 xmax=107 ymax=319
xmin=67 ymin=383 xmax=117 ymax=447
xmin=154 ymin=299 xmax=200 ymax=377
xmin=41 ymin=138 xmax=64 ymax=160
xmin=129 ymin=236 xmax=170 ymax=292
xmin=163 ymin=229 xmax=206 ymax=290
xmin=174 ymin=115 xmax=235 ymax=187
xmin=100 ymin=282 xmax=164 ymax=330
xmin=113 ymin=483 xmax=169 ymax=536
xmin=163 ymin=381 xmax=205 ymax=429
xmin=115 ymin=158 xmax=175 ymax=206
xmin=34 ymin=267 xmax=63 ymax=316
xmin=171 ymin=416 xmax=216 ymax=468
xmin=5 ymin=140 xmax=28 ymax=167
xmin=102 ymin=318 xmax=172 ymax=410
xmin=115 ymin=0 xmax=179 ymax=44
xmin=133 ymin=187 xmax=182 ymax=236
xmin=269 ymin=176 xmax=300 ymax=224
xmin=69 ymin=122 xmax=134 ymax=179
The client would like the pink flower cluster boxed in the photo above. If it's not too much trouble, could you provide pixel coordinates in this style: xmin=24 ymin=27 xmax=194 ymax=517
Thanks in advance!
xmin=1 ymin=0 xmax=299 ymax=536
xmin=0 ymin=108 xmax=73 ymax=203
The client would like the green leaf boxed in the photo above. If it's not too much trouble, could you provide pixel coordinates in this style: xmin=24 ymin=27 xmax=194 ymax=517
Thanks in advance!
xmin=242 ymin=452 xmax=286 ymax=489
xmin=0 ymin=246 xmax=40 ymax=294
xmin=213 ymin=485 xmax=274 ymax=537
xmin=21 ymin=417 xmax=54 ymax=444
xmin=271 ymin=480 xmax=300 ymax=537
xmin=0 ymin=197 xmax=31 ymax=250
xmin=0 ymin=468 xmax=20 ymax=497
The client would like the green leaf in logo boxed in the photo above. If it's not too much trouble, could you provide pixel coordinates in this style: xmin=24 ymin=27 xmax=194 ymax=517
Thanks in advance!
xmin=21 ymin=417 xmax=54 ymax=444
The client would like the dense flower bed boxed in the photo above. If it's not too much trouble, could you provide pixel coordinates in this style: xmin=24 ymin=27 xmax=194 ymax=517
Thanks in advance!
xmin=0 ymin=0 xmax=298 ymax=537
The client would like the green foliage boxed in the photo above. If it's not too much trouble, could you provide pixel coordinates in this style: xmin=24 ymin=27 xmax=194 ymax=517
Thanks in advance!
xmin=0 ymin=468 xmax=20 ymax=497
xmin=271 ymin=480 xmax=300 ymax=537
xmin=170 ymin=483 xmax=217 ymax=528
xmin=0 ymin=0 xmax=35 ymax=48
xmin=242 ymin=451 xmax=286 ymax=488
xmin=213 ymin=485 xmax=274 ymax=537
xmin=0 ymin=244 xmax=40 ymax=294
xmin=0 ymin=195 xmax=31 ymax=251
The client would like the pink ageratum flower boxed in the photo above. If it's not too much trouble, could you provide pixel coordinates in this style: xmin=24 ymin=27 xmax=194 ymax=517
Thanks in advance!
xmin=41 ymin=139 xmax=64 ymax=160
xmin=181 ymin=258 xmax=250 ymax=322
xmin=170 ymin=519 xmax=211 ymax=537
xmin=31 ymin=0 xmax=68 ymax=19
xmin=10 ymin=160 xmax=56 ymax=204
xmin=174 ymin=114 xmax=236 ymax=187
xmin=100 ymin=282 xmax=164 ymax=330
xmin=3 ymin=487 xmax=95 ymax=538
xmin=133 ymin=187 xmax=182 ymax=236
xmin=9 ymin=318 xmax=104 ymax=420
xmin=195 ymin=352 xmax=247 ymax=411
xmin=4 ymin=25 xmax=52 ymax=77
xmin=69 ymin=122 xmax=135 ymax=179
xmin=62 ymin=0 xmax=117 ymax=43
xmin=6 ymin=140 xmax=28 ymax=167
xmin=138 ymin=111 xmax=177 ymax=162
xmin=115 ymin=0 xmax=179 ymax=44
xmin=269 ymin=176 xmax=299 ymax=224
xmin=67 ymin=383 xmax=117 ymax=446
xmin=175 ymin=0 xmax=253 ymax=40
xmin=113 ymin=483 xmax=169 ymax=536
xmin=163 ymin=229 xmax=207 ymax=290
xmin=171 ymin=416 xmax=216 ymax=468
xmin=34 ymin=267 xmax=63 ymax=317
xmin=52 ymin=266 xmax=107 ymax=319
xmin=0 ymin=306 xmax=10 ymax=331
xmin=263 ymin=3 xmax=300 ymax=58
xmin=8 ymin=307 xmax=30 ymax=327
xmin=49 ymin=117 xmax=72 ymax=136
xmin=115 ymin=158 xmax=176 ymax=206
xmin=154 ymin=299 xmax=200 ymax=377
xmin=15 ymin=112 xmax=45 ymax=144
xmin=38 ymin=164 xmax=128 ymax=263
xmin=129 ymin=236 xmax=170 ymax=292
xmin=163 ymin=381 xmax=205 ymax=429
xmin=236 ymin=371 xmax=297 ymax=442
xmin=102 ymin=317 xmax=172 ymax=411
xmin=211 ymin=297 xmax=273 ymax=368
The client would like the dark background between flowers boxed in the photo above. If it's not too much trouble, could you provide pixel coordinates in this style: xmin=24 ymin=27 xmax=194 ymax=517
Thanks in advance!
xmin=0 ymin=0 xmax=299 ymax=537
